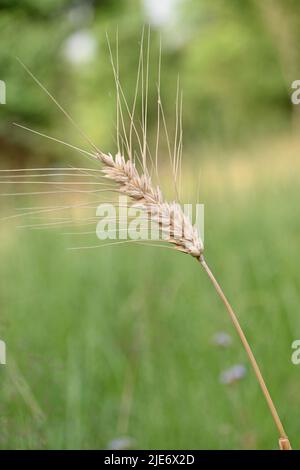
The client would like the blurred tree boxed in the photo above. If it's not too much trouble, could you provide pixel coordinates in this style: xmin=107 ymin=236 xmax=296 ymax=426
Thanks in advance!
xmin=0 ymin=0 xmax=121 ymax=164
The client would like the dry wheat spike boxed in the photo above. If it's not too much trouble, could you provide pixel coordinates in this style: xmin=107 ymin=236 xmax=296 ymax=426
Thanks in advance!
xmin=3 ymin=34 xmax=292 ymax=450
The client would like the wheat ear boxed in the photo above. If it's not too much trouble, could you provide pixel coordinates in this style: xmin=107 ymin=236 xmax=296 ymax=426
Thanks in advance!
xmin=97 ymin=150 xmax=291 ymax=450
xmin=16 ymin=51 xmax=291 ymax=450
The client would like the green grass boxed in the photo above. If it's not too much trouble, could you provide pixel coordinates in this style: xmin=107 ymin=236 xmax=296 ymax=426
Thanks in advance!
xmin=0 ymin=169 xmax=299 ymax=450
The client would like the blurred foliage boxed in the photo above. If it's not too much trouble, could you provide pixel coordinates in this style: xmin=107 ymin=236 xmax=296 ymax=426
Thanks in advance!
xmin=0 ymin=0 xmax=300 ymax=160
xmin=1 ymin=138 xmax=300 ymax=449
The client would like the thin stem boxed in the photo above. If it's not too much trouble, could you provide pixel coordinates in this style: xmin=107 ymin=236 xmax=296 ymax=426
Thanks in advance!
xmin=199 ymin=255 xmax=291 ymax=450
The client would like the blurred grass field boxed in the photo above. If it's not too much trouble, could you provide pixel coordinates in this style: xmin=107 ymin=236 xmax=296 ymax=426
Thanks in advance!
xmin=0 ymin=133 xmax=299 ymax=450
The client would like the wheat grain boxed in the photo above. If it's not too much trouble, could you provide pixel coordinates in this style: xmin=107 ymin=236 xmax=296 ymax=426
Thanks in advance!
xmin=9 ymin=38 xmax=293 ymax=451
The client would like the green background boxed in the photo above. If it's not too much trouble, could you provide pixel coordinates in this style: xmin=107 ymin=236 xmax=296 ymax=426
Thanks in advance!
xmin=0 ymin=0 xmax=300 ymax=449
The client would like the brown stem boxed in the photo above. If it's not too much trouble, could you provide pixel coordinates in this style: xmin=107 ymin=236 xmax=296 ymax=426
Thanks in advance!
xmin=199 ymin=255 xmax=291 ymax=450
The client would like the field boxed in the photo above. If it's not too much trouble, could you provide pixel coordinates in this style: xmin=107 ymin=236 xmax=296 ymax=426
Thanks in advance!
xmin=0 ymin=134 xmax=299 ymax=450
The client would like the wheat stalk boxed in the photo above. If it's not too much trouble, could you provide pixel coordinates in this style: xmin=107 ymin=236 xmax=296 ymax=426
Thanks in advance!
xmin=98 ymin=151 xmax=203 ymax=257
xmin=12 ymin=38 xmax=292 ymax=450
